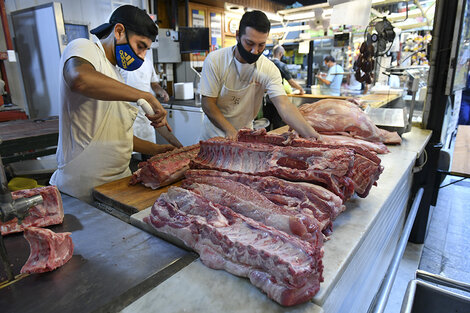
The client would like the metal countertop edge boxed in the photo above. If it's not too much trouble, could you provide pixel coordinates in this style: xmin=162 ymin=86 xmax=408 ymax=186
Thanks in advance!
xmin=92 ymin=252 xmax=199 ymax=313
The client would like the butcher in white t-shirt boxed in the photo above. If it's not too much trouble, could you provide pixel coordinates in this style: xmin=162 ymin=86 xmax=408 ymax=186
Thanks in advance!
xmin=199 ymin=10 xmax=321 ymax=140
xmin=50 ymin=5 xmax=174 ymax=203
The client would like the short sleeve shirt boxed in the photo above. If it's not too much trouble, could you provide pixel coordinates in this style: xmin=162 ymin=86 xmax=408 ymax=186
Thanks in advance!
xmin=271 ymin=58 xmax=293 ymax=81
xmin=200 ymin=46 xmax=286 ymax=99
xmin=325 ymin=64 xmax=344 ymax=95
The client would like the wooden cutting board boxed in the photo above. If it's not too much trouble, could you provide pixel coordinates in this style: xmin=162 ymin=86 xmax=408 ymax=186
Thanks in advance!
xmin=93 ymin=176 xmax=181 ymax=215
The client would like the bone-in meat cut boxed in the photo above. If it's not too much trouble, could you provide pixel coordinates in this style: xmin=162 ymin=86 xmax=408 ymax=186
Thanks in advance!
xmin=145 ymin=187 xmax=324 ymax=306
xmin=130 ymin=144 xmax=200 ymax=189
xmin=236 ymin=129 xmax=384 ymax=198
xmin=0 ymin=186 xmax=64 ymax=235
xmin=190 ymin=139 xmax=356 ymax=200
xmin=182 ymin=176 xmax=323 ymax=245
xmin=298 ymin=99 xmax=402 ymax=144
xmin=185 ymin=169 xmax=345 ymax=235
xmin=20 ymin=227 xmax=74 ymax=274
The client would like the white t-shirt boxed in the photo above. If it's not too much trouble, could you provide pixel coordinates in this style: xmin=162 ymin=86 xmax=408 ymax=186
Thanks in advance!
xmin=200 ymin=46 xmax=286 ymax=98
xmin=121 ymin=52 xmax=159 ymax=142
xmin=55 ymin=38 xmax=135 ymax=165
xmin=120 ymin=52 xmax=159 ymax=93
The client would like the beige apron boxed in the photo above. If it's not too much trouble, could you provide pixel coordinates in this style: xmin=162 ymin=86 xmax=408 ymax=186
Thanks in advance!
xmin=50 ymin=98 xmax=138 ymax=203
xmin=201 ymin=49 xmax=266 ymax=140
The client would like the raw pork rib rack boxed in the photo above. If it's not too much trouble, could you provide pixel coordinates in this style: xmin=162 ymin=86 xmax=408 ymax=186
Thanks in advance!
xmin=130 ymin=144 xmax=200 ymax=189
xmin=145 ymin=187 xmax=324 ymax=307
xmin=191 ymin=138 xmax=359 ymax=200
xmin=184 ymin=169 xmax=345 ymax=236
xmin=182 ymin=176 xmax=324 ymax=245
xmin=0 ymin=186 xmax=64 ymax=235
xmin=21 ymin=226 xmax=74 ymax=274
xmin=237 ymin=129 xmax=384 ymax=198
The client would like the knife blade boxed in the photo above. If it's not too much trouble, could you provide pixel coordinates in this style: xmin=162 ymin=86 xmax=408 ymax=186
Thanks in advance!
xmin=155 ymin=126 xmax=183 ymax=148
xmin=137 ymin=99 xmax=183 ymax=148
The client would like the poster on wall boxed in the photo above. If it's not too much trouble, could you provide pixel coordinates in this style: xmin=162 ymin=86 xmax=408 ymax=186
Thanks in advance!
xmin=210 ymin=12 xmax=222 ymax=51
xmin=192 ymin=9 xmax=205 ymax=27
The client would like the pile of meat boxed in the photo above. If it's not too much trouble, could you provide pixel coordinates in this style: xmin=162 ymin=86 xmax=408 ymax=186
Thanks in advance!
xmin=130 ymin=144 xmax=200 ymax=189
xmin=298 ymin=98 xmax=402 ymax=145
xmin=144 ymin=125 xmax=386 ymax=306
xmin=0 ymin=186 xmax=74 ymax=274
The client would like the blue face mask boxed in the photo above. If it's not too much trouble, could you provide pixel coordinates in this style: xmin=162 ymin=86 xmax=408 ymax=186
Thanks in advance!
xmin=115 ymin=31 xmax=144 ymax=71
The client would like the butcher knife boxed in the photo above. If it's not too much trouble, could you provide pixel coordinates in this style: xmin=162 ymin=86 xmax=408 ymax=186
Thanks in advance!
xmin=137 ymin=99 xmax=183 ymax=148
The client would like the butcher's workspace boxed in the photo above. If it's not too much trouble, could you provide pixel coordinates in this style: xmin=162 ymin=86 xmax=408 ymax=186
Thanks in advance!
xmin=1 ymin=1 xmax=470 ymax=312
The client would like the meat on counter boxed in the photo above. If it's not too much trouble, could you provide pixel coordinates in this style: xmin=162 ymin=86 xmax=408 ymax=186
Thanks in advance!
xmin=298 ymin=99 xmax=402 ymax=144
xmin=145 ymin=187 xmax=324 ymax=307
xmin=20 ymin=226 xmax=74 ymax=274
xmin=1 ymin=186 xmax=64 ymax=235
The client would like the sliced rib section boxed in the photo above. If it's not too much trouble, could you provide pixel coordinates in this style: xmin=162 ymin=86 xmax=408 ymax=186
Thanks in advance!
xmin=145 ymin=187 xmax=324 ymax=306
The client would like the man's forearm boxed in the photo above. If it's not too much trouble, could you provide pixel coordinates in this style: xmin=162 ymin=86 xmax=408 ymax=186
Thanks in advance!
xmin=288 ymin=79 xmax=304 ymax=93
xmin=201 ymin=96 xmax=237 ymax=136
xmin=133 ymin=136 xmax=174 ymax=155
xmin=70 ymin=65 xmax=151 ymax=102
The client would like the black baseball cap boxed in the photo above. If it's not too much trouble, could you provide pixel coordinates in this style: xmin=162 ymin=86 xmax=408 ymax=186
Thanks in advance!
xmin=90 ymin=5 xmax=158 ymax=41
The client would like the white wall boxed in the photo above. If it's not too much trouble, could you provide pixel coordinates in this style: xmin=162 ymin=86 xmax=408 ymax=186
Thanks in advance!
xmin=0 ymin=0 xmax=145 ymax=114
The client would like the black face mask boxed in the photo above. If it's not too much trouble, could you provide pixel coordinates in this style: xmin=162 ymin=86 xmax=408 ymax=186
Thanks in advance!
xmin=237 ymin=41 xmax=263 ymax=64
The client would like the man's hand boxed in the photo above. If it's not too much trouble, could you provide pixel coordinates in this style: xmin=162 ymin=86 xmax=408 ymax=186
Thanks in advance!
xmin=145 ymin=95 xmax=171 ymax=131
xmin=152 ymin=144 xmax=175 ymax=155
xmin=225 ymin=128 xmax=238 ymax=141
xmin=157 ymin=90 xmax=170 ymax=102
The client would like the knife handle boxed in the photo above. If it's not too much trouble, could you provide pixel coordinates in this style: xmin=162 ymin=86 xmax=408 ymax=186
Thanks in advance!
xmin=137 ymin=99 xmax=155 ymax=116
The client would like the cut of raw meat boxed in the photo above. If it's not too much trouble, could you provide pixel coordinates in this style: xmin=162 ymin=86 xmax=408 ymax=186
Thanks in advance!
xmin=190 ymin=139 xmax=356 ymax=200
xmin=1 ymin=186 xmax=64 ymax=235
xmin=298 ymin=99 xmax=402 ymax=144
xmin=185 ymin=170 xmax=345 ymax=235
xmin=182 ymin=177 xmax=323 ymax=245
xmin=130 ymin=144 xmax=200 ymax=189
xmin=145 ymin=187 xmax=323 ymax=306
xmin=237 ymin=129 xmax=384 ymax=198
xmin=20 ymin=227 xmax=74 ymax=274
xmin=319 ymin=134 xmax=389 ymax=154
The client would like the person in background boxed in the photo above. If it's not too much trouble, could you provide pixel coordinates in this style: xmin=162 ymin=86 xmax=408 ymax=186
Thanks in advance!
xmin=271 ymin=45 xmax=305 ymax=95
xmin=317 ymin=56 xmax=344 ymax=96
xmin=263 ymin=44 xmax=306 ymax=130
xmin=199 ymin=10 xmax=320 ymax=140
xmin=121 ymin=51 xmax=170 ymax=144
xmin=50 ymin=5 xmax=174 ymax=203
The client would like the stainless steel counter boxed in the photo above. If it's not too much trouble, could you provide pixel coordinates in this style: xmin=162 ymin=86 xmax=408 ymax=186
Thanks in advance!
xmin=0 ymin=195 xmax=196 ymax=313
xmin=124 ymin=127 xmax=432 ymax=313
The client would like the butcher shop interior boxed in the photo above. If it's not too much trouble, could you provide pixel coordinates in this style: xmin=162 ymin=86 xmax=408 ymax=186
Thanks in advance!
xmin=1 ymin=0 xmax=470 ymax=312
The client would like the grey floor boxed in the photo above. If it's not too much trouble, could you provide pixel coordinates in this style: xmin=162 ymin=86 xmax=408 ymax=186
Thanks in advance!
xmin=384 ymin=174 xmax=470 ymax=312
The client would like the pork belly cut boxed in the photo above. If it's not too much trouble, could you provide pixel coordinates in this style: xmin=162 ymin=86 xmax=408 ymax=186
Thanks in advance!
xmin=190 ymin=139 xmax=355 ymax=200
xmin=20 ymin=227 xmax=74 ymax=274
xmin=185 ymin=170 xmax=345 ymax=235
xmin=298 ymin=99 xmax=402 ymax=144
xmin=1 ymin=186 xmax=64 ymax=235
xmin=182 ymin=177 xmax=323 ymax=245
xmin=145 ymin=187 xmax=323 ymax=306
xmin=237 ymin=129 xmax=384 ymax=198
xmin=130 ymin=144 xmax=200 ymax=189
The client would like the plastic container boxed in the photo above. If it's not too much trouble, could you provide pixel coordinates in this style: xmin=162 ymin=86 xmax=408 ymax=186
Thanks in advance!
xmin=8 ymin=177 xmax=38 ymax=191
xmin=174 ymin=82 xmax=194 ymax=100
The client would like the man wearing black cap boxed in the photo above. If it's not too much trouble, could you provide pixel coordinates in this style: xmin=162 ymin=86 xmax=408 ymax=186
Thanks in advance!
xmin=50 ymin=5 xmax=174 ymax=203
xmin=199 ymin=10 xmax=320 ymax=141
